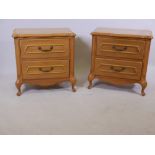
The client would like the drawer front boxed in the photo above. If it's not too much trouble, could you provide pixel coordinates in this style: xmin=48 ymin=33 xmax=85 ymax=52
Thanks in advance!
xmin=95 ymin=58 xmax=142 ymax=80
xmin=97 ymin=36 xmax=145 ymax=59
xmin=20 ymin=38 xmax=69 ymax=58
xmin=22 ymin=60 xmax=69 ymax=79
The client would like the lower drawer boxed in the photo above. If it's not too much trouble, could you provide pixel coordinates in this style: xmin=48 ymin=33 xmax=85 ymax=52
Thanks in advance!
xmin=95 ymin=58 xmax=142 ymax=80
xmin=22 ymin=59 xmax=69 ymax=79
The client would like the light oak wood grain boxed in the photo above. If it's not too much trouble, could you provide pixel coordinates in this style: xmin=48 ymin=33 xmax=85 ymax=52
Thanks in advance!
xmin=13 ymin=28 xmax=76 ymax=96
xmin=92 ymin=27 xmax=153 ymax=39
xmin=95 ymin=58 xmax=142 ymax=80
xmin=20 ymin=38 xmax=70 ymax=59
xmin=13 ymin=28 xmax=76 ymax=38
xmin=96 ymin=36 xmax=145 ymax=59
xmin=22 ymin=59 xmax=69 ymax=79
xmin=88 ymin=27 xmax=153 ymax=96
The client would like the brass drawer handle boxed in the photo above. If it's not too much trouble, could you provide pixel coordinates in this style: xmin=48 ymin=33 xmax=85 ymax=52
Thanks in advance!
xmin=39 ymin=67 xmax=54 ymax=72
xmin=38 ymin=46 xmax=53 ymax=52
xmin=112 ymin=45 xmax=127 ymax=51
xmin=110 ymin=66 xmax=125 ymax=72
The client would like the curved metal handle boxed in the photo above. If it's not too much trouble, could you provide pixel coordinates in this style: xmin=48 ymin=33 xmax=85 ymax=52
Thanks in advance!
xmin=39 ymin=66 xmax=54 ymax=72
xmin=110 ymin=66 xmax=125 ymax=72
xmin=112 ymin=45 xmax=127 ymax=51
xmin=38 ymin=46 xmax=53 ymax=52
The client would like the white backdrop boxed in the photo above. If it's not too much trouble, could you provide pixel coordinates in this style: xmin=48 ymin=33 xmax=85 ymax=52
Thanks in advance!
xmin=0 ymin=19 xmax=154 ymax=76
xmin=0 ymin=20 xmax=155 ymax=135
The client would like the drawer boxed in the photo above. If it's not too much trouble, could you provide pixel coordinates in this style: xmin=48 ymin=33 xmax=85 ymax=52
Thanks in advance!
xmin=97 ymin=36 xmax=145 ymax=59
xmin=95 ymin=58 xmax=142 ymax=80
xmin=20 ymin=38 xmax=69 ymax=59
xmin=22 ymin=60 xmax=69 ymax=79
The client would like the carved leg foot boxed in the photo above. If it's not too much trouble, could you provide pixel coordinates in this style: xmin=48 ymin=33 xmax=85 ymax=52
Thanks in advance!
xmin=70 ymin=77 xmax=76 ymax=92
xmin=88 ymin=81 xmax=93 ymax=89
xmin=88 ymin=73 xmax=94 ymax=89
xmin=141 ymin=81 xmax=147 ymax=96
xmin=16 ymin=80 xmax=22 ymax=96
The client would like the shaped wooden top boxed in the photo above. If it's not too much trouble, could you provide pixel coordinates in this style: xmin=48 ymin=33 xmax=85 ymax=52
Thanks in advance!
xmin=13 ymin=28 xmax=76 ymax=38
xmin=91 ymin=27 xmax=153 ymax=39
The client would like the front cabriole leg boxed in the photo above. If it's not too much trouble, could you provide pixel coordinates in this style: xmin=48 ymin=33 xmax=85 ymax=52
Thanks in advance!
xmin=88 ymin=73 xmax=95 ymax=89
xmin=140 ymin=81 xmax=147 ymax=96
xmin=70 ymin=77 xmax=76 ymax=92
xmin=16 ymin=79 xmax=22 ymax=96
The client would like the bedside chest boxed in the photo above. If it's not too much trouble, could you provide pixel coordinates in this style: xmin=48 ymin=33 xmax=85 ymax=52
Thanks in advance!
xmin=13 ymin=28 xmax=76 ymax=96
xmin=88 ymin=28 xmax=153 ymax=96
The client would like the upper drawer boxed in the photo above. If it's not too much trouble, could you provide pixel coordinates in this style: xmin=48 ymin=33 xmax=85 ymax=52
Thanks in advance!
xmin=95 ymin=58 xmax=142 ymax=80
xmin=20 ymin=38 xmax=69 ymax=59
xmin=96 ymin=36 xmax=145 ymax=59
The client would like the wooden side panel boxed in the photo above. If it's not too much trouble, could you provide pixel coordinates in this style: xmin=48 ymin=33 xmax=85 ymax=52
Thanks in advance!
xmin=69 ymin=36 xmax=76 ymax=91
xmin=141 ymin=39 xmax=152 ymax=82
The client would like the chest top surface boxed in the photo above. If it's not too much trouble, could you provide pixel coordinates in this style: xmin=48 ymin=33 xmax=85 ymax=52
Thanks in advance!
xmin=92 ymin=27 xmax=153 ymax=39
xmin=13 ymin=28 xmax=76 ymax=38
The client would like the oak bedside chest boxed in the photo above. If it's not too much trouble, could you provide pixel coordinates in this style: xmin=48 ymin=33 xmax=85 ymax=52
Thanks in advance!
xmin=13 ymin=28 xmax=76 ymax=96
xmin=88 ymin=28 xmax=153 ymax=96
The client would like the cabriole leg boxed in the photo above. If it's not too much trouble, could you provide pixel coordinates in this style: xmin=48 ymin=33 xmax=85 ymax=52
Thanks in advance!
xmin=88 ymin=73 xmax=94 ymax=89
xmin=70 ymin=77 xmax=76 ymax=92
xmin=140 ymin=81 xmax=147 ymax=96
xmin=16 ymin=80 xmax=22 ymax=96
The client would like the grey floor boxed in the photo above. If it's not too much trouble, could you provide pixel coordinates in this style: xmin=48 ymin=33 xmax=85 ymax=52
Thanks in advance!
xmin=0 ymin=65 xmax=155 ymax=135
